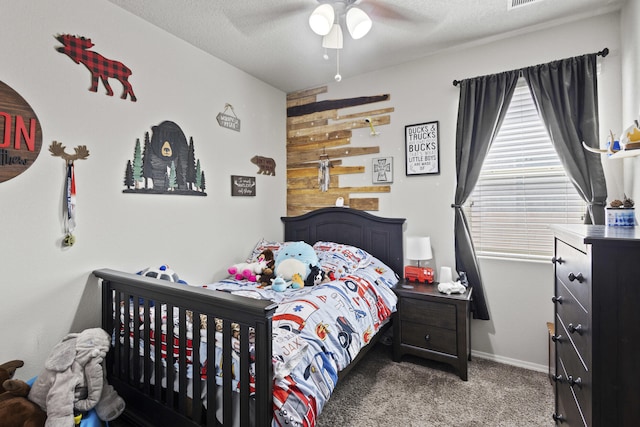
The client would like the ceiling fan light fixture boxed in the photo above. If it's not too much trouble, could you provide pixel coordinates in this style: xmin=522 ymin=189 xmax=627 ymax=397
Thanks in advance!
xmin=346 ymin=7 xmax=372 ymax=39
xmin=322 ymin=23 xmax=343 ymax=49
xmin=309 ymin=4 xmax=335 ymax=36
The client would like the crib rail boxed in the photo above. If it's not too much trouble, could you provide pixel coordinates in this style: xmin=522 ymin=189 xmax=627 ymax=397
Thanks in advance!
xmin=94 ymin=269 xmax=276 ymax=427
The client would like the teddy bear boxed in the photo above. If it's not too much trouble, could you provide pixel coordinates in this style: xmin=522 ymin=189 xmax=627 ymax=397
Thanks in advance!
xmin=228 ymin=249 xmax=274 ymax=282
xmin=0 ymin=360 xmax=47 ymax=427
xmin=28 ymin=328 xmax=125 ymax=427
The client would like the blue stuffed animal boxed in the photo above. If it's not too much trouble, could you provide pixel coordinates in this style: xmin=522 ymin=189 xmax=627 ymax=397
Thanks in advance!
xmin=274 ymin=241 xmax=319 ymax=285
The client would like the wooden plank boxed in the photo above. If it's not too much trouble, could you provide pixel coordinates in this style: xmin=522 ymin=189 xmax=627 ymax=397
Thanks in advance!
xmin=288 ymin=119 xmax=329 ymax=132
xmin=287 ymin=138 xmax=350 ymax=152
xmin=287 ymin=110 xmax=338 ymax=126
xmin=287 ymin=159 xmax=343 ymax=170
xmin=287 ymin=86 xmax=327 ymax=101
xmin=349 ymin=198 xmax=379 ymax=211
xmin=287 ymin=94 xmax=390 ymax=117
xmin=336 ymin=107 xmax=395 ymax=121
xmin=288 ymin=146 xmax=379 ymax=164
xmin=287 ymin=175 xmax=340 ymax=190
xmin=288 ymin=186 xmax=390 ymax=195
xmin=287 ymin=95 xmax=317 ymax=109
xmin=288 ymin=115 xmax=391 ymax=139
xmin=287 ymin=165 xmax=364 ymax=179
xmin=288 ymin=130 xmax=352 ymax=145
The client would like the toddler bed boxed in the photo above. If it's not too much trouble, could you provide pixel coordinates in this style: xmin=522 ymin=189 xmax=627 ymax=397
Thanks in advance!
xmin=93 ymin=207 xmax=405 ymax=427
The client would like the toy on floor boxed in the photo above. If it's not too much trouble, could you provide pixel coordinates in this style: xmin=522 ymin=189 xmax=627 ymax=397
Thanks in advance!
xmin=28 ymin=328 xmax=125 ymax=427
xmin=0 ymin=360 xmax=47 ymax=427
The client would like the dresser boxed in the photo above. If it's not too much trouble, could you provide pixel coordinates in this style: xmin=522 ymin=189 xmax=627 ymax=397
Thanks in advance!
xmin=393 ymin=280 xmax=472 ymax=380
xmin=550 ymin=225 xmax=640 ymax=426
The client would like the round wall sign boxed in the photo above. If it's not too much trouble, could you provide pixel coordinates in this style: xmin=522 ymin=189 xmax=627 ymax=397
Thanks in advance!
xmin=0 ymin=80 xmax=43 ymax=183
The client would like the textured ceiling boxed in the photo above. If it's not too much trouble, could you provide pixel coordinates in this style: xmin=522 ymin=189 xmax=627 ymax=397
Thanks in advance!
xmin=106 ymin=0 xmax=623 ymax=93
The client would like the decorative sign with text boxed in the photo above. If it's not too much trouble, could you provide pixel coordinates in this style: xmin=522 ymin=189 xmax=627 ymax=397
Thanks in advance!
xmin=405 ymin=121 xmax=439 ymax=176
xmin=231 ymin=175 xmax=256 ymax=196
xmin=216 ymin=103 xmax=241 ymax=132
xmin=0 ymin=80 xmax=43 ymax=183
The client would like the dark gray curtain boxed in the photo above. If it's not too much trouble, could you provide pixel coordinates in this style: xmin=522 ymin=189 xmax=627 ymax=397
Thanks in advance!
xmin=453 ymin=71 xmax=519 ymax=320
xmin=522 ymin=53 xmax=607 ymax=224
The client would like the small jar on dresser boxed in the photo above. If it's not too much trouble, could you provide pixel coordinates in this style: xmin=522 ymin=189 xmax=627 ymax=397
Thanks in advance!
xmin=550 ymin=225 xmax=640 ymax=426
xmin=393 ymin=280 xmax=472 ymax=381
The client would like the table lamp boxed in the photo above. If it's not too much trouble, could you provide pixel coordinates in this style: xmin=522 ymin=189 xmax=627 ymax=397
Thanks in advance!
xmin=404 ymin=236 xmax=434 ymax=288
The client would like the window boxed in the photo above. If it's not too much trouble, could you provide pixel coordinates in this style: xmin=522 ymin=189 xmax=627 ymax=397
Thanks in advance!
xmin=464 ymin=78 xmax=586 ymax=261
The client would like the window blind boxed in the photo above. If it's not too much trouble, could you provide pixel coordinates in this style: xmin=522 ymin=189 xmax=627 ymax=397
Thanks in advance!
xmin=465 ymin=79 xmax=586 ymax=260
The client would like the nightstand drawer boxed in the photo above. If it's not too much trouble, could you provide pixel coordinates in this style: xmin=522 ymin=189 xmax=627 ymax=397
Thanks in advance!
xmin=400 ymin=320 xmax=457 ymax=355
xmin=400 ymin=298 xmax=456 ymax=330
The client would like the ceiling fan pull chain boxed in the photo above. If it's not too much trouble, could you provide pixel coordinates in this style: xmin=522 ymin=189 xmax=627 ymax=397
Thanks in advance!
xmin=335 ymin=49 xmax=342 ymax=82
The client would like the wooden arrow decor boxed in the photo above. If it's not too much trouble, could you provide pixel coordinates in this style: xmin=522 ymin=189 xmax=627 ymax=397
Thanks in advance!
xmin=286 ymin=86 xmax=394 ymax=216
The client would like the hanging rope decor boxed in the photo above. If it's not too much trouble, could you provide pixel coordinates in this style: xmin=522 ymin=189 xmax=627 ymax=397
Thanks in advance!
xmin=318 ymin=152 xmax=331 ymax=192
xmin=64 ymin=161 xmax=77 ymax=246
xmin=49 ymin=141 xmax=90 ymax=247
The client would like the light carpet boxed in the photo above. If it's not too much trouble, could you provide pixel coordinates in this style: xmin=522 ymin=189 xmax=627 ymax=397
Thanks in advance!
xmin=316 ymin=343 xmax=554 ymax=427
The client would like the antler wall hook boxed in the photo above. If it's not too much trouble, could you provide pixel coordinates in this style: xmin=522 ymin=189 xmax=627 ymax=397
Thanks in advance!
xmin=49 ymin=141 xmax=90 ymax=162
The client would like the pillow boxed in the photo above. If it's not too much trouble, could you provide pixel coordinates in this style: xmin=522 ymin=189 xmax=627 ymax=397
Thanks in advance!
xmin=313 ymin=241 xmax=372 ymax=277
xmin=247 ymin=238 xmax=286 ymax=262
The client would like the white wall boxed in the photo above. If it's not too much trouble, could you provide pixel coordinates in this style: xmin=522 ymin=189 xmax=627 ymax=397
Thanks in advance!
xmin=317 ymin=11 xmax=622 ymax=371
xmin=1 ymin=1 xmax=629 ymax=379
xmin=0 ymin=0 xmax=286 ymax=378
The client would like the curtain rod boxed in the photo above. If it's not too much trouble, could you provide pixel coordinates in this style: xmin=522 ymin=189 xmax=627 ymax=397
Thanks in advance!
xmin=452 ymin=47 xmax=609 ymax=87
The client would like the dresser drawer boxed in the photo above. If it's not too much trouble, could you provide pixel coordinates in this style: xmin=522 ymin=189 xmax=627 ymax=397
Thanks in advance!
xmin=556 ymin=284 xmax=590 ymax=367
xmin=555 ymin=239 xmax=590 ymax=311
xmin=400 ymin=298 xmax=456 ymax=330
xmin=400 ymin=320 xmax=457 ymax=355
xmin=556 ymin=356 xmax=588 ymax=426
xmin=557 ymin=327 xmax=591 ymax=423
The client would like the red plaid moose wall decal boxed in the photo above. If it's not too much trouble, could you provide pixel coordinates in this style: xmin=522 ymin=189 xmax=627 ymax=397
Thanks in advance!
xmin=55 ymin=34 xmax=137 ymax=102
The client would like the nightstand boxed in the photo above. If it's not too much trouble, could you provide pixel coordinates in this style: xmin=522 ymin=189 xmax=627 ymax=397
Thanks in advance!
xmin=393 ymin=280 xmax=472 ymax=380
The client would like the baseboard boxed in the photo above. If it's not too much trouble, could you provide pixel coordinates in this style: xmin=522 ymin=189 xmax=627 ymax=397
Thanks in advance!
xmin=471 ymin=349 xmax=548 ymax=373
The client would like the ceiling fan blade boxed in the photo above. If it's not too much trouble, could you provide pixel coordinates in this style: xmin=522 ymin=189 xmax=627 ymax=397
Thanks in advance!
xmin=358 ymin=0 xmax=422 ymax=22
xmin=221 ymin=1 xmax=310 ymax=35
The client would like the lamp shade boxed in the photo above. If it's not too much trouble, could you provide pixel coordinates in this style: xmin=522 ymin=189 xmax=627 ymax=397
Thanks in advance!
xmin=309 ymin=4 xmax=335 ymax=36
xmin=346 ymin=7 xmax=372 ymax=39
xmin=406 ymin=236 xmax=433 ymax=261
xmin=322 ymin=23 xmax=343 ymax=49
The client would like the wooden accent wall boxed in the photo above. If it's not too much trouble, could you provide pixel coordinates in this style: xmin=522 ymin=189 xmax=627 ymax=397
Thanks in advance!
xmin=286 ymin=86 xmax=393 ymax=216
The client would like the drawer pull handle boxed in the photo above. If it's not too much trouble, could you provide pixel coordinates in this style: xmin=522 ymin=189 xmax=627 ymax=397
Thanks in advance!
xmin=568 ymin=375 xmax=582 ymax=388
xmin=551 ymin=296 xmax=563 ymax=304
xmin=552 ymin=374 xmax=563 ymax=383
xmin=568 ymin=323 xmax=583 ymax=335
xmin=568 ymin=272 xmax=584 ymax=283
xmin=551 ymin=256 xmax=564 ymax=264
xmin=551 ymin=334 xmax=562 ymax=343
xmin=552 ymin=413 xmax=565 ymax=423
xmin=424 ymin=334 xmax=430 ymax=342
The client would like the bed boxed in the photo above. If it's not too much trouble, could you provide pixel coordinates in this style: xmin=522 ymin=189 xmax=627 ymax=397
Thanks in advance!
xmin=93 ymin=207 xmax=405 ymax=427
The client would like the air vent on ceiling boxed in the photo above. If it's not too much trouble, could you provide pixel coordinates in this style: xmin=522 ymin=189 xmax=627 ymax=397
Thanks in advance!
xmin=508 ymin=0 xmax=544 ymax=10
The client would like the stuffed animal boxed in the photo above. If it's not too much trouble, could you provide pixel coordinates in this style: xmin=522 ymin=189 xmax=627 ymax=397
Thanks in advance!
xmin=228 ymin=249 xmax=274 ymax=282
xmin=271 ymin=277 xmax=288 ymax=292
xmin=28 ymin=328 xmax=125 ymax=427
xmin=274 ymin=241 xmax=319 ymax=283
xmin=0 ymin=360 xmax=47 ymax=427
xmin=305 ymin=265 xmax=326 ymax=286
xmin=290 ymin=273 xmax=304 ymax=289
xmin=254 ymin=249 xmax=275 ymax=287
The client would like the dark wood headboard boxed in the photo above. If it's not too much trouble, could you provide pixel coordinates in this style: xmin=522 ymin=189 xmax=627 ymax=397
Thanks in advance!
xmin=281 ymin=207 xmax=406 ymax=277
